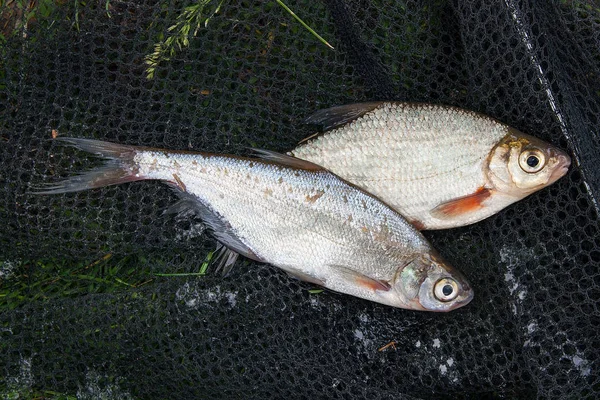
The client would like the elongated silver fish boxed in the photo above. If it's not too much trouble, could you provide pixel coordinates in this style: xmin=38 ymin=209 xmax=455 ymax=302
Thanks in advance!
xmin=291 ymin=102 xmax=571 ymax=230
xmin=34 ymin=138 xmax=473 ymax=311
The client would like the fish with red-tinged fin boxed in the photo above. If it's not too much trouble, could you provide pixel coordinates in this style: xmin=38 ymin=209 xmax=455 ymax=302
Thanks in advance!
xmin=31 ymin=137 xmax=473 ymax=311
xmin=291 ymin=102 xmax=571 ymax=230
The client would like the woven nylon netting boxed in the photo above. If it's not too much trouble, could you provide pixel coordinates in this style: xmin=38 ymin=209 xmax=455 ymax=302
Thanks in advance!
xmin=1 ymin=0 xmax=599 ymax=398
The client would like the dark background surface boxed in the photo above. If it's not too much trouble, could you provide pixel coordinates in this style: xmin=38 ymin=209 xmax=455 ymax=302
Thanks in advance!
xmin=1 ymin=0 xmax=599 ymax=398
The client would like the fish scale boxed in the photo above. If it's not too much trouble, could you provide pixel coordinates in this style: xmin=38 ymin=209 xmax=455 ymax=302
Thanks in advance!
xmin=33 ymin=138 xmax=473 ymax=311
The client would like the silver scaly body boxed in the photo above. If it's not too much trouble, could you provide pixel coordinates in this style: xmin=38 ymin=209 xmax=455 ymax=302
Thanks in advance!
xmin=136 ymin=150 xmax=427 ymax=303
xmin=33 ymin=138 xmax=473 ymax=311
xmin=291 ymin=102 xmax=570 ymax=230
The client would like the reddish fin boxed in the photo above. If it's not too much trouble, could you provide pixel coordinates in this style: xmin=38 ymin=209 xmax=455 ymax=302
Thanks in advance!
xmin=431 ymin=187 xmax=492 ymax=218
xmin=408 ymin=219 xmax=426 ymax=231
xmin=252 ymin=149 xmax=324 ymax=171
xmin=331 ymin=265 xmax=392 ymax=292
xmin=355 ymin=276 xmax=391 ymax=292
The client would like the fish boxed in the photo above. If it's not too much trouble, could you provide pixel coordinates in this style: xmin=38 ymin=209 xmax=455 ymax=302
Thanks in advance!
xmin=32 ymin=137 xmax=474 ymax=311
xmin=291 ymin=102 xmax=571 ymax=230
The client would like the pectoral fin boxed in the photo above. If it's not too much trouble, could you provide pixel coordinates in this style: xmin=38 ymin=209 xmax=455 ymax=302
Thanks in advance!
xmin=355 ymin=276 xmax=392 ymax=291
xmin=331 ymin=265 xmax=391 ymax=292
xmin=431 ymin=187 xmax=492 ymax=218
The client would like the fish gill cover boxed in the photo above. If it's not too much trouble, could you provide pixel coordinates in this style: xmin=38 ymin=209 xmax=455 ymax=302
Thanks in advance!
xmin=0 ymin=0 xmax=598 ymax=399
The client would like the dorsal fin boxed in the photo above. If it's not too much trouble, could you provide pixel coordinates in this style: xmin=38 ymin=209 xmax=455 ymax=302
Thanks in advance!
xmin=303 ymin=102 xmax=385 ymax=132
xmin=252 ymin=149 xmax=324 ymax=171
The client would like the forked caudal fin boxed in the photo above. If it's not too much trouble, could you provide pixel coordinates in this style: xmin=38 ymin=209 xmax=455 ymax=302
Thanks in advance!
xmin=30 ymin=138 xmax=145 ymax=194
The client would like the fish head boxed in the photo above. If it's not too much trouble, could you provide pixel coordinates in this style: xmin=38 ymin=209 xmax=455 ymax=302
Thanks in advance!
xmin=393 ymin=253 xmax=474 ymax=312
xmin=487 ymin=130 xmax=571 ymax=197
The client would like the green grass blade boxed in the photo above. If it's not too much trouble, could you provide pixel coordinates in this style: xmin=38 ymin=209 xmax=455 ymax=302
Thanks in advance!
xmin=275 ymin=0 xmax=334 ymax=50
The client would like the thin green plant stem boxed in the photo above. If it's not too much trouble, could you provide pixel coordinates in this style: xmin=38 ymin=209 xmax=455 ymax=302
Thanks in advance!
xmin=154 ymin=272 xmax=207 ymax=277
xmin=154 ymin=249 xmax=214 ymax=277
xmin=275 ymin=0 xmax=334 ymax=50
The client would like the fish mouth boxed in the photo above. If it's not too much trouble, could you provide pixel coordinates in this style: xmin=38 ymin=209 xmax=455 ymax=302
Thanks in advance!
xmin=448 ymin=282 xmax=474 ymax=311
xmin=549 ymin=152 xmax=571 ymax=183
xmin=438 ymin=290 xmax=474 ymax=312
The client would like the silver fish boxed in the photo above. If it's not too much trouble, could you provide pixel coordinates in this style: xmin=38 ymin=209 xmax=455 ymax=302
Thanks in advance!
xmin=291 ymin=102 xmax=571 ymax=230
xmin=33 ymin=138 xmax=474 ymax=311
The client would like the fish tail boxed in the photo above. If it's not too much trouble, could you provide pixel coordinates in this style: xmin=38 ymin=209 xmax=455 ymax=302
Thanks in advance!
xmin=31 ymin=138 xmax=145 ymax=194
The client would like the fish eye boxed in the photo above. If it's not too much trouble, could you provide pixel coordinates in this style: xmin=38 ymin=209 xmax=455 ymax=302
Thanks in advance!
xmin=519 ymin=149 xmax=545 ymax=173
xmin=434 ymin=278 xmax=459 ymax=302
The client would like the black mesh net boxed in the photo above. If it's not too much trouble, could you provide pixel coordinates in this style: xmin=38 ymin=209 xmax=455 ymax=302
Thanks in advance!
xmin=1 ymin=0 xmax=599 ymax=398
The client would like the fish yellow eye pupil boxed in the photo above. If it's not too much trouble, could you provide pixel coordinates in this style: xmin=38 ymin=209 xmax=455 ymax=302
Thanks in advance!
xmin=442 ymin=284 xmax=453 ymax=296
xmin=526 ymin=155 xmax=539 ymax=168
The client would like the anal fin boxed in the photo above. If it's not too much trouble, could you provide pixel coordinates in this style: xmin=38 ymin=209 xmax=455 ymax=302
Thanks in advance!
xmin=166 ymin=191 xmax=263 ymax=270
xmin=431 ymin=187 xmax=492 ymax=219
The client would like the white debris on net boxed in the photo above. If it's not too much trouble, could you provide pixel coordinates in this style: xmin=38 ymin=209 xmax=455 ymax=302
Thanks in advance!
xmin=3 ymin=357 xmax=33 ymax=396
xmin=307 ymin=293 xmax=342 ymax=312
xmin=174 ymin=222 xmax=205 ymax=241
xmin=225 ymin=291 xmax=237 ymax=308
xmin=352 ymin=310 xmax=383 ymax=358
xmin=0 ymin=260 xmax=20 ymax=279
xmin=437 ymin=354 xmax=460 ymax=381
xmin=76 ymin=370 xmax=133 ymax=400
xmin=309 ymin=296 xmax=321 ymax=308
xmin=431 ymin=352 xmax=459 ymax=381
xmin=527 ymin=321 xmax=538 ymax=334
xmin=526 ymin=325 xmax=592 ymax=377
xmin=175 ymin=282 xmax=199 ymax=308
xmin=571 ymin=355 xmax=591 ymax=377
xmin=353 ymin=329 xmax=375 ymax=354
xmin=500 ymin=245 xmax=535 ymax=314
xmin=523 ymin=319 xmax=539 ymax=348
xmin=410 ymin=339 xmax=462 ymax=383
xmin=175 ymin=283 xmax=238 ymax=310
xmin=558 ymin=336 xmax=593 ymax=378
